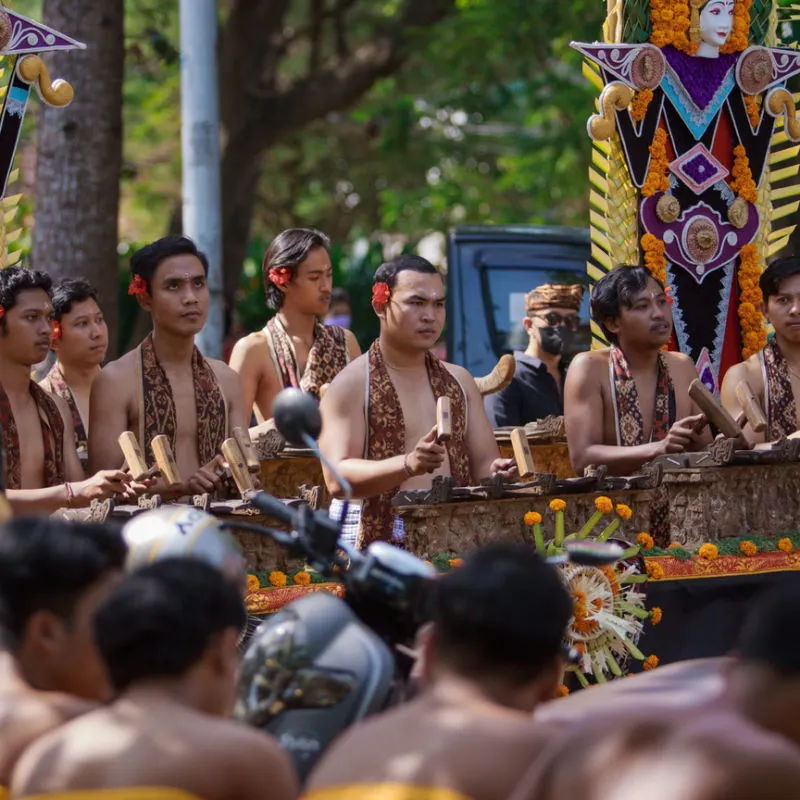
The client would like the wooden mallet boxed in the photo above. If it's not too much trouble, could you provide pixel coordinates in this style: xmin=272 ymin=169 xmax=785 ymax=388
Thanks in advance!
xmin=151 ymin=435 xmax=182 ymax=488
xmin=232 ymin=426 xmax=260 ymax=473
xmin=510 ymin=427 xmax=535 ymax=480
xmin=436 ymin=396 xmax=452 ymax=444
xmin=688 ymin=379 xmax=742 ymax=440
xmin=735 ymin=380 xmax=767 ymax=434
xmin=118 ymin=431 xmax=149 ymax=481
xmin=221 ymin=437 xmax=255 ymax=496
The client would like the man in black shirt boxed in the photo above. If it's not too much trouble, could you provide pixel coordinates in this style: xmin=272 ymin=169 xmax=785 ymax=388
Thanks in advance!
xmin=485 ymin=283 xmax=585 ymax=428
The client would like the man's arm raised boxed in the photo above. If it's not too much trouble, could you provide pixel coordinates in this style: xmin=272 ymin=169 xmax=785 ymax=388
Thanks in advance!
xmin=565 ymin=352 xmax=670 ymax=476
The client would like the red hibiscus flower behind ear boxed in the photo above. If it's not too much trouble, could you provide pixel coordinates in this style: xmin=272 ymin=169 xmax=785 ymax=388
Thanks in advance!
xmin=127 ymin=275 xmax=147 ymax=298
xmin=51 ymin=320 xmax=62 ymax=345
xmin=373 ymin=282 xmax=391 ymax=312
xmin=269 ymin=267 xmax=292 ymax=287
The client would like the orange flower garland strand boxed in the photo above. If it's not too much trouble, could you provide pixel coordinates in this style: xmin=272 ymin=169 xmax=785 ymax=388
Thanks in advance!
xmin=720 ymin=0 xmax=752 ymax=54
xmin=630 ymin=89 xmax=654 ymax=123
xmin=730 ymin=146 xmax=758 ymax=203
xmin=642 ymin=128 xmax=670 ymax=198
xmin=641 ymin=233 xmax=667 ymax=288
xmin=737 ymin=243 xmax=766 ymax=359
xmin=744 ymin=95 xmax=761 ymax=129
xmin=650 ymin=0 xmax=750 ymax=55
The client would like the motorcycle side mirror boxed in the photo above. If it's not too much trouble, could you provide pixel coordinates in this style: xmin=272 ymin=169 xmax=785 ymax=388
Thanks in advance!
xmin=273 ymin=388 xmax=322 ymax=446
xmin=561 ymin=540 xmax=625 ymax=567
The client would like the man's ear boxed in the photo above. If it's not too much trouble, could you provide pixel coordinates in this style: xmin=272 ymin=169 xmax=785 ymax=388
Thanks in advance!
xmin=372 ymin=301 xmax=387 ymax=320
xmin=523 ymin=317 xmax=533 ymax=333
xmin=207 ymin=628 xmax=240 ymax=678
xmin=23 ymin=610 xmax=67 ymax=655
xmin=137 ymin=292 xmax=153 ymax=313
xmin=603 ymin=315 xmax=621 ymax=337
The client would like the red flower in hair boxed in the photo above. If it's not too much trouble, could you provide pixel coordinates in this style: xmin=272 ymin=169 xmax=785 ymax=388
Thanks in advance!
xmin=51 ymin=320 xmax=62 ymax=345
xmin=0 ymin=305 xmax=4 ymax=321
xmin=269 ymin=267 xmax=292 ymax=287
xmin=372 ymin=282 xmax=391 ymax=311
xmin=665 ymin=284 xmax=674 ymax=307
xmin=127 ymin=275 xmax=147 ymax=298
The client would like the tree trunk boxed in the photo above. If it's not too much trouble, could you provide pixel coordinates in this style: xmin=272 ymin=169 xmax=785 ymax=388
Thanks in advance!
xmin=33 ymin=0 xmax=124 ymax=356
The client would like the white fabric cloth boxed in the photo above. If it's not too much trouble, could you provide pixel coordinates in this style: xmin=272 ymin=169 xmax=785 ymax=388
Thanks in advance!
xmin=328 ymin=498 xmax=405 ymax=549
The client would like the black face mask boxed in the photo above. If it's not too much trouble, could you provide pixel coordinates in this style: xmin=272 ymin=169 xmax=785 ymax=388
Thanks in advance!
xmin=538 ymin=326 xmax=574 ymax=355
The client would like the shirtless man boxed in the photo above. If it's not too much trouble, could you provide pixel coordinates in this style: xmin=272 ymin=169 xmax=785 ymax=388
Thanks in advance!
xmin=319 ymin=255 xmax=515 ymax=548
xmin=566 ymin=264 xmax=711 ymax=476
xmin=305 ymin=544 xmax=571 ymax=800
xmin=230 ymin=228 xmax=360 ymax=422
xmin=0 ymin=267 xmax=131 ymax=514
xmin=39 ymin=278 xmax=108 ymax=472
xmin=89 ymin=236 xmax=247 ymax=497
xmin=722 ymin=256 xmax=800 ymax=443
xmin=0 ymin=517 xmax=126 ymax=791
xmin=12 ymin=558 xmax=297 ymax=800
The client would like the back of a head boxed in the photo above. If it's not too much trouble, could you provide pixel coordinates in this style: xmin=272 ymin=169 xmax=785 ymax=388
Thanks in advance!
xmin=737 ymin=583 xmax=800 ymax=676
xmin=0 ymin=518 xmax=127 ymax=651
xmin=0 ymin=266 xmax=52 ymax=322
xmin=263 ymin=227 xmax=331 ymax=310
xmin=590 ymin=265 xmax=652 ymax=344
xmin=51 ymin=278 xmax=98 ymax=320
xmin=130 ymin=235 xmax=209 ymax=292
xmin=760 ymin=255 xmax=800 ymax=301
xmin=95 ymin=558 xmax=246 ymax=693
xmin=432 ymin=543 xmax=572 ymax=685
xmin=373 ymin=254 xmax=439 ymax=291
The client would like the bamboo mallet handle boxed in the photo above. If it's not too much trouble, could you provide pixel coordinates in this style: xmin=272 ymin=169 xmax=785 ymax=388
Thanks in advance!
xmin=151 ymin=435 xmax=182 ymax=488
xmin=688 ymin=379 xmax=742 ymax=439
xmin=735 ymin=381 xmax=767 ymax=434
xmin=118 ymin=431 xmax=149 ymax=481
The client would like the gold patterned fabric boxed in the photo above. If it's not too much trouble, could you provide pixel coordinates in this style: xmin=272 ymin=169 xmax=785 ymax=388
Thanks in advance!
xmin=761 ymin=339 xmax=798 ymax=439
xmin=525 ymin=284 xmax=585 ymax=313
xmin=265 ymin=316 xmax=349 ymax=399
xmin=136 ymin=333 xmax=228 ymax=468
xmin=41 ymin=363 xmax=88 ymax=469
xmin=358 ymin=341 xmax=472 ymax=549
xmin=0 ymin=380 xmax=65 ymax=490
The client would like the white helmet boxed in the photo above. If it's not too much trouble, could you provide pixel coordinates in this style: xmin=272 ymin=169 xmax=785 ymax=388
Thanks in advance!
xmin=122 ymin=507 xmax=247 ymax=593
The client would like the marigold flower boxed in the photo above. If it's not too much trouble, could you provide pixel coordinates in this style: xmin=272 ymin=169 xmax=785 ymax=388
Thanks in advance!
xmin=555 ymin=684 xmax=570 ymax=697
xmin=449 ymin=558 xmax=463 ymax=569
xmin=246 ymin=574 xmax=260 ymax=594
xmin=268 ymin=570 xmax=287 ymax=588
xmin=668 ymin=542 xmax=682 ymax=550
xmin=650 ymin=607 xmax=663 ymax=625
xmin=293 ymin=570 xmax=311 ymax=586
xmin=127 ymin=275 xmax=148 ymax=298
xmin=637 ymin=532 xmax=655 ymax=550
xmin=594 ymin=496 xmax=613 ymax=514
xmin=646 ymin=561 xmax=664 ymax=580
xmin=698 ymin=543 xmax=719 ymax=561
xmin=643 ymin=654 xmax=659 ymax=671
xmin=739 ymin=540 xmax=757 ymax=557
xmin=778 ymin=537 xmax=793 ymax=553
xmin=372 ymin=282 xmax=391 ymax=308
xmin=549 ymin=498 xmax=566 ymax=513
xmin=524 ymin=511 xmax=543 ymax=526
xmin=630 ymin=88 xmax=654 ymax=122
xmin=616 ymin=503 xmax=633 ymax=520
xmin=268 ymin=266 xmax=292 ymax=287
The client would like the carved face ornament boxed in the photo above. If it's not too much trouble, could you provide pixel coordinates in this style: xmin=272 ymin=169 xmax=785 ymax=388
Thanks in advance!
xmin=700 ymin=0 xmax=735 ymax=49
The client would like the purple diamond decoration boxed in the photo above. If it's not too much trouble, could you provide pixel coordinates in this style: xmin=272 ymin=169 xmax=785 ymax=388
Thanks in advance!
xmin=669 ymin=143 xmax=729 ymax=195
xmin=695 ymin=348 xmax=718 ymax=396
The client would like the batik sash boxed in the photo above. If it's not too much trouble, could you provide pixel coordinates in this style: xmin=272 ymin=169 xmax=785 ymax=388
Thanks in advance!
xmin=358 ymin=341 xmax=472 ymax=549
xmin=264 ymin=316 xmax=350 ymax=399
xmin=761 ymin=339 xmax=798 ymax=439
xmin=41 ymin=362 xmax=88 ymax=468
xmin=609 ymin=346 xmax=675 ymax=446
xmin=136 ymin=333 xmax=228 ymax=467
xmin=0 ymin=380 xmax=66 ymax=489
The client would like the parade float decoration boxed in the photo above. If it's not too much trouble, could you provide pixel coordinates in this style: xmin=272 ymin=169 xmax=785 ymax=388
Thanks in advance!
xmin=573 ymin=0 xmax=800 ymax=393
xmin=0 ymin=5 xmax=83 ymax=267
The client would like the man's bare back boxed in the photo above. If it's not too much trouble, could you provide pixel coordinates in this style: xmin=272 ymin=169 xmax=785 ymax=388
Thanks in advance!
xmin=11 ymin=696 xmax=296 ymax=800
xmin=307 ymin=695 xmax=551 ymax=800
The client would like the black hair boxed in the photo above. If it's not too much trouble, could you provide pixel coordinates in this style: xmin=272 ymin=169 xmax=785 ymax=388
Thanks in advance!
xmin=431 ymin=543 xmax=572 ymax=685
xmin=0 ymin=518 xmax=127 ymax=651
xmin=0 ymin=267 xmax=52 ymax=334
xmin=262 ymin=228 xmax=331 ymax=310
xmin=330 ymin=287 xmax=350 ymax=307
xmin=590 ymin=264 xmax=656 ymax=344
xmin=95 ymin=558 xmax=246 ymax=693
xmin=760 ymin=256 xmax=800 ymax=302
xmin=130 ymin=235 xmax=209 ymax=293
xmin=51 ymin=278 xmax=99 ymax=321
xmin=373 ymin=254 xmax=440 ymax=290
xmin=737 ymin=584 xmax=800 ymax=676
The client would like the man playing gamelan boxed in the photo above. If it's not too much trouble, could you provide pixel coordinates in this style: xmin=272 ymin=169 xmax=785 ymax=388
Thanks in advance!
xmin=319 ymin=254 xmax=516 ymax=549
xmin=89 ymin=236 xmax=247 ymax=497
xmin=230 ymin=228 xmax=360 ymax=422
xmin=721 ymin=256 xmax=800 ymax=442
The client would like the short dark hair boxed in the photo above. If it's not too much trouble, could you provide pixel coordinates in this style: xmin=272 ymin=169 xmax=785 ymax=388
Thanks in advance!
xmin=95 ymin=558 xmax=246 ymax=693
xmin=130 ymin=235 xmax=209 ymax=293
xmin=760 ymin=256 xmax=800 ymax=302
xmin=330 ymin=287 xmax=350 ymax=307
xmin=262 ymin=228 xmax=331 ymax=310
xmin=590 ymin=265 xmax=655 ymax=344
xmin=0 ymin=518 xmax=127 ymax=651
xmin=431 ymin=543 xmax=572 ymax=685
xmin=737 ymin=584 xmax=800 ymax=676
xmin=51 ymin=278 xmax=99 ymax=321
xmin=0 ymin=267 xmax=52 ymax=333
xmin=373 ymin=254 xmax=440 ymax=291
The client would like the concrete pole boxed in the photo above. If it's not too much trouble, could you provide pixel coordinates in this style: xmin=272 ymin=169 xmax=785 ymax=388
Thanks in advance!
xmin=180 ymin=0 xmax=223 ymax=358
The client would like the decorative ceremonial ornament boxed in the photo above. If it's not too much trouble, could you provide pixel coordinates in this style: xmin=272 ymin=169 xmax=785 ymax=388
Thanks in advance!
xmin=127 ymin=274 xmax=147 ymax=298
xmin=372 ymin=282 xmax=391 ymax=311
xmin=268 ymin=266 xmax=291 ymax=287
xmin=0 ymin=6 xmax=84 ymax=269
xmin=574 ymin=0 xmax=800 ymax=393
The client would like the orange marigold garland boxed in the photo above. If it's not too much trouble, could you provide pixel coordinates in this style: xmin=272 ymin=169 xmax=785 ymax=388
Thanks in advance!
xmin=630 ymin=89 xmax=654 ymax=123
xmin=744 ymin=95 xmax=761 ymax=129
xmin=720 ymin=0 xmax=752 ymax=55
xmin=737 ymin=244 xmax=766 ymax=359
xmin=642 ymin=128 xmax=670 ymax=198
xmin=643 ymin=654 xmax=660 ymax=671
xmin=739 ymin=540 xmax=757 ymax=557
xmin=637 ymin=532 xmax=655 ymax=551
xmin=698 ymin=543 xmax=719 ymax=561
xmin=268 ymin=570 xmax=287 ymax=588
xmin=730 ymin=146 xmax=758 ymax=203
xmin=293 ymin=570 xmax=312 ymax=586
xmin=778 ymin=537 xmax=793 ymax=553
xmin=641 ymin=233 xmax=667 ymax=288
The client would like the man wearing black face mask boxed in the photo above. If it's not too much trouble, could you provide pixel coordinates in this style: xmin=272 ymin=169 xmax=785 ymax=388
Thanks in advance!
xmin=485 ymin=284 xmax=585 ymax=428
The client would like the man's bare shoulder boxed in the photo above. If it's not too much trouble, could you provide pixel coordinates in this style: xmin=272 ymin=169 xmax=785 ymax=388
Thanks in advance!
xmin=97 ymin=350 xmax=139 ymax=386
xmin=230 ymin=330 xmax=270 ymax=360
xmin=442 ymin=361 xmax=478 ymax=388
xmin=326 ymin=353 xmax=368 ymax=395
xmin=206 ymin=359 xmax=244 ymax=393
xmin=569 ymin=348 xmax=610 ymax=375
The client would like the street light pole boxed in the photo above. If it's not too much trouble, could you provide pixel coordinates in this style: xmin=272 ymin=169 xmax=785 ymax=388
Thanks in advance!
xmin=180 ymin=0 xmax=223 ymax=358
